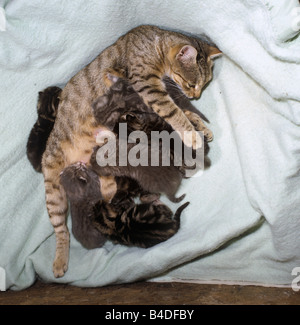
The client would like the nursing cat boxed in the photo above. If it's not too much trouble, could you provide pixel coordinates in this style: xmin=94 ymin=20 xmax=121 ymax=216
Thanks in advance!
xmin=41 ymin=25 xmax=221 ymax=277
xmin=26 ymin=85 xmax=188 ymax=249
xmin=26 ymin=80 xmax=204 ymax=250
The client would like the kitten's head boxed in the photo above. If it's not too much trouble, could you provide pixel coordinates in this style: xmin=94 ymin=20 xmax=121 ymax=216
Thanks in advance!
xmin=60 ymin=163 xmax=103 ymax=203
xmin=37 ymin=86 xmax=61 ymax=118
xmin=168 ymin=42 xmax=222 ymax=99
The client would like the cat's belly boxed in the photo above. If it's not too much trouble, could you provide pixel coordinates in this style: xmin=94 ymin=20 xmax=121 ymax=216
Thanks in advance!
xmin=61 ymin=133 xmax=96 ymax=165
xmin=61 ymin=126 xmax=111 ymax=166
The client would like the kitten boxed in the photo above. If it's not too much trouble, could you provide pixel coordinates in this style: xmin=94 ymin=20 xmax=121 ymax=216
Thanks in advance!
xmin=41 ymin=25 xmax=221 ymax=277
xmin=27 ymin=78 xmax=207 ymax=250
xmin=26 ymin=86 xmax=61 ymax=172
xmin=91 ymin=76 xmax=210 ymax=201
xmin=58 ymin=162 xmax=107 ymax=249
xmin=60 ymin=163 xmax=189 ymax=249
xmin=26 ymin=83 xmax=190 ymax=249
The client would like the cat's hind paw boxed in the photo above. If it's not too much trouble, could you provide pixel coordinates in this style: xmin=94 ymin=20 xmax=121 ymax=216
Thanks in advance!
xmin=53 ymin=255 xmax=68 ymax=278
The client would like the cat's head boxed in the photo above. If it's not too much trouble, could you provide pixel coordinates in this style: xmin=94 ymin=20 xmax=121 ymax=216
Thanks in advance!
xmin=167 ymin=43 xmax=222 ymax=99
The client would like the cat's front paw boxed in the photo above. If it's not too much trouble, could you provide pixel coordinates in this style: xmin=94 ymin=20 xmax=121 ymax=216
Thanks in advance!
xmin=179 ymin=130 xmax=203 ymax=150
xmin=203 ymin=128 xmax=213 ymax=142
xmin=184 ymin=110 xmax=213 ymax=143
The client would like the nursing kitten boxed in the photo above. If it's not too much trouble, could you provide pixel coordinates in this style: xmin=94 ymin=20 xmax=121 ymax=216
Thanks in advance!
xmin=27 ymin=79 xmax=207 ymax=250
xmin=42 ymin=25 xmax=221 ymax=277
xmin=58 ymin=162 xmax=107 ymax=249
xmin=26 ymin=87 xmax=184 ymax=249
xmin=91 ymin=76 xmax=211 ymax=200
xmin=26 ymin=86 xmax=61 ymax=172
xmin=60 ymin=163 xmax=189 ymax=249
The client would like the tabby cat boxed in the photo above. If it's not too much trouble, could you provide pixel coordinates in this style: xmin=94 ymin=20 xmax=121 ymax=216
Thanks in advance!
xmin=60 ymin=163 xmax=189 ymax=249
xmin=26 ymin=86 xmax=187 ymax=249
xmin=27 ymin=80 xmax=206 ymax=249
xmin=27 ymin=77 xmax=209 ymax=250
xmin=41 ymin=25 xmax=221 ymax=277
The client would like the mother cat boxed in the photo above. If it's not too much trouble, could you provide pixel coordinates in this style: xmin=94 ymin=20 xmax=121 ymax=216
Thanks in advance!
xmin=42 ymin=25 xmax=221 ymax=277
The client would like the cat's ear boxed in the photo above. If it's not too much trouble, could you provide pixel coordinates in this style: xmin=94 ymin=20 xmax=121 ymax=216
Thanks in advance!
xmin=207 ymin=46 xmax=222 ymax=59
xmin=176 ymin=45 xmax=198 ymax=63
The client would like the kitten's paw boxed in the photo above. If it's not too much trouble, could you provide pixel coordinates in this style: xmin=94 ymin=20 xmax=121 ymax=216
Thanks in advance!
xmin=53 ymin=256 xmax=68 ymax=278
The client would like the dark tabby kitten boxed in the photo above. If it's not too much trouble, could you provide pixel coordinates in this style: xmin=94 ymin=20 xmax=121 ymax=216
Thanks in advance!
xmin=60 ymin=162 xmax=189 ymax=249
xmin=91 ymin=76 xmax=211 ymax=201
xmin=26 ymin=86 xmax=61 ymax=172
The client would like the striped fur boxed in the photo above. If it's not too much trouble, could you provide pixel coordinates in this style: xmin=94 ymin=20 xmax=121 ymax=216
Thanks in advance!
xmin=60 ymin=163 xmax=189 ymax=249
xmin=41 ymin=25 xmax=220 ymax=277
xmin=27 ymin=80 xmax=209 ymax=251
xmin=91 ymin=77 xmax=211 ymax=201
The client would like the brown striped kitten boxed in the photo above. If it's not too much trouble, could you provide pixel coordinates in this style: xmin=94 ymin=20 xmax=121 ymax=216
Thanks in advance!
xmin=60 ymin=163 xmax=189 ymax=249
xmin=41 ymin=25 xmax=221 ymax=277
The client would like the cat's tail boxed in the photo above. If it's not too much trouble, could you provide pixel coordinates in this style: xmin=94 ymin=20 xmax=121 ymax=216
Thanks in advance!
xmin=110 ymin=201 xmax=189 ymax=248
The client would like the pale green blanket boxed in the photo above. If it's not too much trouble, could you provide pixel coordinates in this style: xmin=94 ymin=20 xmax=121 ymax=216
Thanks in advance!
xmin=0 ymin=0 xmax=300 ymax=290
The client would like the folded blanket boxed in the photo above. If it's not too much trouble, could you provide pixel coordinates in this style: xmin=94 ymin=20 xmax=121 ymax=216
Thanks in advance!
xmin=0 ymin=0 xmax=299 ymax=290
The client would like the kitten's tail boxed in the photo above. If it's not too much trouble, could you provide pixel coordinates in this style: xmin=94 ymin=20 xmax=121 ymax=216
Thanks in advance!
xmin=174 ymin=201 xmax=190 ymax=223
xmin=168 ymin=193 xmax=186 ymax=203
xmin=110 ymin=201 xmax=189 ymax=248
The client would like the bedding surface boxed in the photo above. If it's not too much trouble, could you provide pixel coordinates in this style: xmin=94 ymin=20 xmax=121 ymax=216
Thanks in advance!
xmin=0 ymin=0 xmax=299 ymax=290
